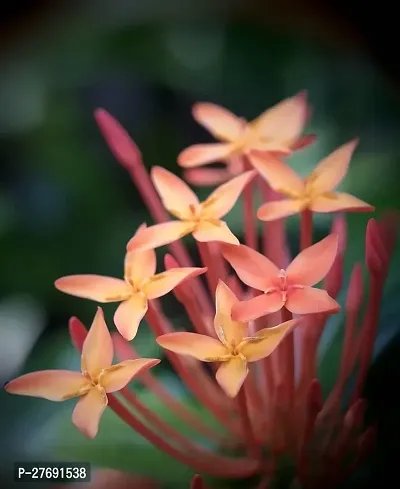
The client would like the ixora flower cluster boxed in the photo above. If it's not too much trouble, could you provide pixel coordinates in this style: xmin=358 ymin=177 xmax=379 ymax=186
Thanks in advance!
xmin=5 ymin=93 xmax=398 ymax=489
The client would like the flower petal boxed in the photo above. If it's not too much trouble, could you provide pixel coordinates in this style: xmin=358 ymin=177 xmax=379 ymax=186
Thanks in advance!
xmin=251 ymin=92 xmax=308 ymax=146
xmin=257 ymin=199 xmax=304 ymax=221
xmin=101 ymin=359 xmax=160 ymax=393
xmin=308 ymin=140 xmax=358 ymax=193
xmin=192 ymin=102 xmax=245 ymax=141
xmin=55 ymin=275 xmax=131 ymax=303
xmin=4 ymin=370 xmax=87 ymax=401
xmin=290 ymin=134 xmax=317 ymax=151
xmin=286 ymin=234 xmax=338 ymax=286
xmin=178 ymin=143 xmax=235 ymax=168
xmin=310 ymin=192 xmax=374 ymax=213
xmin=82 ymin=308 xmax=114 ymax=377
xmin=232 ymin=292 xmax=285 ymax=323
xmin=250 ymin=153 xmax=304 ymax=195
xmin=72 ymin=387 xmax=107 ymax=439
xmin=151 ymin=166 xmax=199 ymax=219
xmin=239 ymin=320 xmax=297 ymax=362
xmin=124 ymin=249 xmax=156 ymax=284
xmin=232 ymin=293 xmax=284 ymax=322
xmin=222 ymin=244 xmax=279 ymax=291
xmin=184 ymin=168 xmax=231 ymax=186
xmin=127 ymin=221 xmax=194 ymax=252
xmin=193 ymin=220 xmax=239 ymax=245
xmin=114 ymin=294 xmax=148 ymax=341
xmin=286 ymin=286 xmax=340 ymax=314
xmin=214 ymin=280 xmax=246 ymax=346
xmin=143 ymin=267 xmax=207 ymax=299
xmin=215 ymin=357 xmax=248 ymax=398
xmin=156 ymin=332 xmax=227 ymax=361
xmin=200 ymin=170 xmax=256 ymax=219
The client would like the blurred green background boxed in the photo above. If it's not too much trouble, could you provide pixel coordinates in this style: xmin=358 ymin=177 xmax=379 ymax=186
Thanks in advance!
xmin=0 ymin=1 xmax=399 ymax=488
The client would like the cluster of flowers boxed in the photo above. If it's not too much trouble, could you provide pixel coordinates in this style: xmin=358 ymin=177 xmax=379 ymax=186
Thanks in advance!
xmin=5 ymin=92 xmax=397 ymax=488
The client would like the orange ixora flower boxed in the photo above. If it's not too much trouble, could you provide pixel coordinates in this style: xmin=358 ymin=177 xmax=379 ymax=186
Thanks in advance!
xmin=253 ymin=140 xmax=374 ymax=221
xmin=127 ymin=167 xmax=255 ymax=252
xmin=178 ymin=92 xmax=312 ymax=169
xmin=157 ymin=280 xmax=298 ymax=397
xmin=55 ymin=242 xmax=206 ymax=341
xmin=223 ymin=234 xmax=340 ymax=322
xmin=4 ymin=308 xmax=159 ymax=438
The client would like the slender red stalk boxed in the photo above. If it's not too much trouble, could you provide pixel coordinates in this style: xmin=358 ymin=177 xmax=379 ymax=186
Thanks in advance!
xmin=280 ymin=308 xmax=294 ymax=407
xmin=242 ymin=156 xmax=258 ymax=250
xmin=300 ymin=209 xmax=313 ymax=250
xmin=197 ymin=241 xmax=220 ymax=296
xmin=107 ymin=395 xmax=259 ymax=479
xmin=190 ymin=475 xmax=209 ymax=489
xmin=112 ymin=333 xmax=223 ymax=442
xmin=237 ymin=385 xmax=261 ymax=459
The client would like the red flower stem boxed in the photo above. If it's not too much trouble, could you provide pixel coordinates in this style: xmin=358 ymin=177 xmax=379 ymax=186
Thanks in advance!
xmin=237 ymin=385 xmax=261 ymax=460
xmin=280 ymin=307 xmax=294 ymax=406
xmin=112 ymin=333 xmax=223 ymax=442
xmin=197 ymin=241 xmax=220 ymax=296
xmin=107 ymin=394 xmax=259 ymax=479
xmin=120 ymin=388 xmax=204 ymax=449
xmin=300 ymin=209 xmax=313 ymax=250
xmin=258 ymin=178 xmax=290 ymax=268
xmin=146 ymin=303 xmax=242 ymax=436
xmin=351 ymin=275 xmax=384 ymax=403
xmin=243 ymin=156 xmax=258 ymax=250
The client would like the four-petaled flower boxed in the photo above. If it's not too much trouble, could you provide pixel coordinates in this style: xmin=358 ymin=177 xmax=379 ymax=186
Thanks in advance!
xmin=55 ymin=241 xmax=206 ymax=340
xmin=127 ymin=167 xmax=255 ymax=251
xmin=4 ymin=308 xmax=160 ymax=438
xmin=252 ymin=140 xmax=374 ymax=221
xmin=157 ymin=280 xmax=298 ymax=397
xmin=222 ymin=234 xmax=340 ymax=322
xmin=177 ymin=92 xmax=314 ymax=169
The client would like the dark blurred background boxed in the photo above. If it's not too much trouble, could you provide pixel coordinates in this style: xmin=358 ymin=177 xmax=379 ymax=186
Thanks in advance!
xmin=0 ymin=1 xmax=399 ymax=488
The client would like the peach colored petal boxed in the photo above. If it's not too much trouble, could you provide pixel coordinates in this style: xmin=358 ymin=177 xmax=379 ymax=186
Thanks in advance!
xmin=239 ymin=320 xmax=297 ymax=362
xmin=193 ymin=220 xmax=239 ymax=245
xmin=286 ymin=286 xmax=340 ymax=314
xmin=214 ymin=280 xmax=246 ymax=346
xmin=310 ymin=192 xmax=374 ymax=213
xmin=4 ymin=370 xmax=88 ymax=401
xmin=127 ymin=221 xmax=194 ymax=252
xmin=192 ymin=102 xmax=244 ymax=141
xmin=142 ymin=267 xmax=206 ymax=299
xmin=156 ymin=332 xmax=227 ymax=361
xmin=82 ymin=308 xmax=113 ymax=377
xmin=222 ymin=244 xmax=279 ymax=291
xmin=178 ymin=143 xmax=235 ymax=168
xmin=257 ymin=199 xmax=304 ymax=221
xmin=101 ymin=359 xmax=160 ymax=393
xmin=286 ymin=234 xmax=338 ymax=286
xmin=124 ymin=249 xmax=156 ymax=284
xmin=55 ymin=275 xmax=131 ymax=303
xmin=184 ymin=168 xmax=231 ymax=186
xmin=72 ymin=387 xmax=107 ymax=439
xmin=215 ymin=357 xmax=248 ymax=398
xmin=232 ymin=293 xmax=285 ymax=322
xmin=252 ymin=92 xmax=308 ymax=146
xmin=114 ymin=294 xmax=148 ymax=341
xmin=151 ymin=166 xmax=199 ymax=219
xmin=200 ymin=170 xmax=256 ymax=219
xmin=308 ymin=140 xmax=358 ymax=193
xmin=250 ymin=153 xmax=304 ymax=195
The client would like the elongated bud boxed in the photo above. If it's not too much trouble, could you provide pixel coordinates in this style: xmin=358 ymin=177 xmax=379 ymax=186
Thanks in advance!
xmin=190 ymin=474 xmax=206 ymax=489
xmin=366 ymin=216 xmax=397 ymax=277
xmin=94 ymin=109 xmax=142 ymax=171
xmin=68 ymin=316 xmax=87 ymax=352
